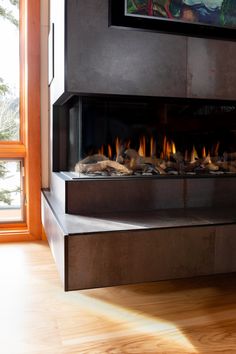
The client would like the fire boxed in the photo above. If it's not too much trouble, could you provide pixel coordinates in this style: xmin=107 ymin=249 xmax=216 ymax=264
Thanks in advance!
xmin=98 ymin=145 xmax=104 ymax=156
xmin=115 ymin=137 xmax=121 ymax=160
xmin=166 ymin=141 xmax=172 ymax=160
xmin=171 ymin=141 xmax=176 ymax=155
xmin=138 ymin=136 xmax=146 ymax=157
xmin=108 ymin=144 xmax=112 ymax=160
xmin=163 ymin=136 xmax=176 ymax=159
xmin=215 ymin=141 xmax=220 ymax=156
xmin=190 ymin=145 xmax=199 ymax=163
xmin=150 ymin=136 xmax=156 ymax=157
xmin=163 ymin=136 xmax=167 ymax=158
xmin=83 ymin=135 xmax=228 ymax=177
xmin=207 ymin=153 xmax=212 ymax=164
xmin=202 ymin=146 xmax=206 ymax=159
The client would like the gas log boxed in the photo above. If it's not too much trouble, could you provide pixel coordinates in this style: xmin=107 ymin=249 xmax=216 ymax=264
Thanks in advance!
xmin=75 ymin=145 xmax=236 ymax=177
xmin=75 ymin=159 xmax=132 ymax=175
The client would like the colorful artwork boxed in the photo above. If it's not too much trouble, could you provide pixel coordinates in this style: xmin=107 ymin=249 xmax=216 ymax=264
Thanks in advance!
xmin=126 ymin=0 xmax=236 ymax=28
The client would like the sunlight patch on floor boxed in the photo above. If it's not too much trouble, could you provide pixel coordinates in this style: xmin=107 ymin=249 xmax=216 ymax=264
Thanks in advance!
xmin=63 ymin=292 xmax=198 ymax=353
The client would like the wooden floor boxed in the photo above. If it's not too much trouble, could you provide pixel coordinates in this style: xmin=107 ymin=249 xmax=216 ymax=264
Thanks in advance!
xmin=0 ymin=242 xmax=235 ymax=354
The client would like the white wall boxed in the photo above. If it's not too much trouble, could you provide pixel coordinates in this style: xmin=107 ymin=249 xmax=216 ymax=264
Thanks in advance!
xmin=40 ymin=0 xmax=50 ymax=188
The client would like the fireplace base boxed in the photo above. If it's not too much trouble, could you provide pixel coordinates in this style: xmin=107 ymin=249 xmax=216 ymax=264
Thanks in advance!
xmin=42 ymin=190 xmax=236 ymax=291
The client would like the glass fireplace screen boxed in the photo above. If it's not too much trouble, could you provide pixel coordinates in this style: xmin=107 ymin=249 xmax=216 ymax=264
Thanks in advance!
xmin=67 ymin=96 xmax=236 ymax=178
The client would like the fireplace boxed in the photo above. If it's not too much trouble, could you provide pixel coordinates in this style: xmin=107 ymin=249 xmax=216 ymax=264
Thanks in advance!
xmin=55 ymin=95 xmax=236 ymax=178
xmin=51 ymin=95 xmax=236 ymax=216
xmin=42 ymin=0 xmax=236 ymax=291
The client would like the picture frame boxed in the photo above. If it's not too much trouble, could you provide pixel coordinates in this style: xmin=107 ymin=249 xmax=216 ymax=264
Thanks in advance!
xmin=109 ymin=0 xmax=236 ymax=41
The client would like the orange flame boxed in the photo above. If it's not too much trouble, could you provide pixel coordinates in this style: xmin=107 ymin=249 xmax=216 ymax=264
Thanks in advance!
xmin=190 ymin=145 xmax=198 ymax=163
xmin=202 ymin=146 xmax=206 ymax=159
xmin=163 ymin=136 xmax=167 ymax=158
xmin=171 ymin=141 xmax=176 ymax=155
xmin=138 ymin=136 xmax=146 ymax=157
xmin=115 ymin=137 xmax=121 ymax=160
xmin=163 ymin=136 xmax=176 ymax=159
xmin=207 ymin=153 xmax=212 ymax=164
xmin=215 ymin=142 xmax=220 ymax=156
xmin=150 ymin=136 xmax=156 ymax=157
xmin=166 ymin=141 xmax=172 ymax=160
xmin=98 ymin=145 xmax=104 ymax=156
xmin=108 ymin=144 xmax=112 ymax=160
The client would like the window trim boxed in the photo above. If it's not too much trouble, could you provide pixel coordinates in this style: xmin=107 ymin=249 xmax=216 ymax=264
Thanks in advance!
xmin=0 ymin=0 xmax=41 ymax=241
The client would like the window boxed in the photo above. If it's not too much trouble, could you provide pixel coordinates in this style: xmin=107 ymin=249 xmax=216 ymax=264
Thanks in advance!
xmin=0 ymin=0 xmax=41 ymax=241
xmin=0 ymin=159 xmax=23 ymax=222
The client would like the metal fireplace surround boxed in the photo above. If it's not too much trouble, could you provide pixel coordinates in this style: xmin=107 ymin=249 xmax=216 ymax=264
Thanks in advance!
xmin=42 ymin=0 xmax=236 ymax=291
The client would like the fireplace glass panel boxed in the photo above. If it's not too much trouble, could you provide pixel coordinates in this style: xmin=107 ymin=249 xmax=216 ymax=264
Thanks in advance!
xmin=66 ymin=96 xmax=236 ymax=178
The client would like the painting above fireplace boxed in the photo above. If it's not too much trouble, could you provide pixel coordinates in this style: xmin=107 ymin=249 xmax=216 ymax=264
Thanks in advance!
xmin=109 ymin=0 xmax=236 ymax=41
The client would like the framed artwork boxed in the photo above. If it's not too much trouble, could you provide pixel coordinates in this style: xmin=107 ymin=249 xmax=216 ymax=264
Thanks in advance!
xmin=109 ymin=0 xmax=236 ymax=40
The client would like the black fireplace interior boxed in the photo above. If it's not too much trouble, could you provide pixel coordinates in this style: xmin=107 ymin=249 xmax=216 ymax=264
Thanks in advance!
xmin=53 ymin=95 xmax=236 ymax=178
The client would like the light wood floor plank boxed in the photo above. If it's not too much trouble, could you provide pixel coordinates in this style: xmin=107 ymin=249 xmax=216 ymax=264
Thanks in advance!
xmin=0 ymin=241 xmax=235 ymax=353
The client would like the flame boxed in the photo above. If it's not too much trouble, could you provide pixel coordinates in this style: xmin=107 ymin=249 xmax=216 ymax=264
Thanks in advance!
xmin=163 ymin=136 xmax=167 ymax=158
xmin=205 ymin=153 xmax=212 ymax=164
xmin=166 ymin=141 xmax=172 ymax=160
xmin=202 ymin=146 xmax=206 ymax=159
xmin=138 ymin=136 xmax=146 ymax=157
xmin=162 ymin=136 xmax=176 ymax=159
xmin=215 ymin=141 xmax=220 ymax=156
xmin=190 ymin=145 xmax=198 ymax=163
xmin=115 ymin=137 xmax=121 ymax=160
xmin=171 ymin=141 xmax=176 ymax=155
xmin=150 ymin=137 xmax=156 ymax=157
xmin=108 ymin=144 xmax=112 ymax=160
xmin=98 ymin=145 xmax=104 ymax=156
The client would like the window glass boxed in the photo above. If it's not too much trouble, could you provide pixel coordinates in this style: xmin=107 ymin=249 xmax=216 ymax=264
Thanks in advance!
xmin=0 ymin=0 xmax=20 ymax=141
xmin=0 ymin=160 xmax=23 ymax=222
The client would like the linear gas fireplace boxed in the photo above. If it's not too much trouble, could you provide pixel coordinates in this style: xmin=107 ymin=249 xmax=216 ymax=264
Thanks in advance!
xmin=51 ymin=94 xmax=236 ymax=216
xmin=56 ymin=95 xmax=236 ymax=179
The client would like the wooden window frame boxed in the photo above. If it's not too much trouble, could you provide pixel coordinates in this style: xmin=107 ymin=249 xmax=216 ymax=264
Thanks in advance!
xmin=0 ymin=0 xmax=41 ymax=242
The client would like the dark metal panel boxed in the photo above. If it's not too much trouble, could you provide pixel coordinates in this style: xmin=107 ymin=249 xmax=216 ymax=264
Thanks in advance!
xmin=66 ymin=176 xmax=236 ymax=215
xmin=50 ymin=0 xmax=66 ymax=104
xmin=41 ymin=193 xmax=66 ymax=289
xmin=65 ymin=0 xmax=187 ymax=97
xmin=52 ymin=105 xmax=69 ymax=172
xmin=215 ymin=225 xmax=236 ymax=274
xmin=67 ymin=226 xmax=215 ymax=290
xmin=187 ymin=37 xmax=236 ymax=100
xmin=66 ymin=178 xmax=184 ymax=214
xmin=186 ymin=177 xmax=236 ymax=209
